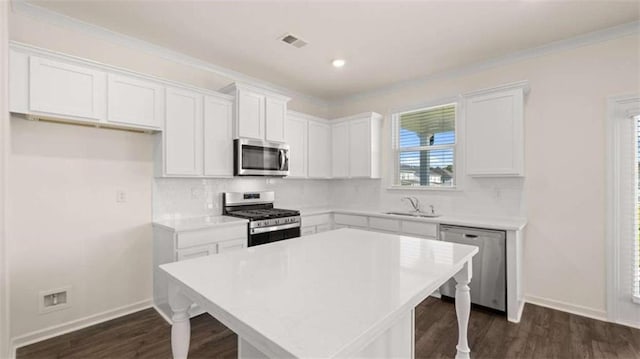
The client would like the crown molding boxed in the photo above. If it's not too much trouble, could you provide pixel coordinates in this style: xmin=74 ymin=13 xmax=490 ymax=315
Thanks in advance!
xmin=10 ymin=0 xmax=640 ymax=110
xmin=332 ymin=21 xmax=640 ymax=106
xmin=10 ymin=0 xmax=330 ymax=109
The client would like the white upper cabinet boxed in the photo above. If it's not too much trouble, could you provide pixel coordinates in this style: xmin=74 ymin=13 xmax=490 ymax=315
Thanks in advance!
xmin=349 ymin=118 xmax=372 ymax=178
xmin=29 ymin=55 xmax=107 ymax=121
xmin=307 ymin=120 xmax=331 ymax=179
xmin=464 ymin=82 xmax=527 ymax=177
xmin=204 ymin=95 xmax=233 ymax=177
xmin=9 ymin=47 xmax=163 ymax=132
xmin=331 ymin=121 xmax=349 ymax=178
xmin=284 ymin=114 xmax=308 ymax=178
xmin=107 ymin=74 xmax=164 ymax=129
xmin=332 ymin=113 xmax=382 ymax=179
xmin=164 ymin=87 xmax=203 ymax=176
xmin=236 ymin=88 xmax=264 ymax=140
xmin=265 ymin=97 xmax=287 ymax=142
xmin=221 ymin=83 xmax=290 ymax=142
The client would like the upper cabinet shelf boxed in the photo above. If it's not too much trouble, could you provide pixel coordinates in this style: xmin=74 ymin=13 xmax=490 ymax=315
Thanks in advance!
xmin=463 ymin=81 xmax=529 ymax=177
xmin=220 ymin=83 xmax=290 ymax=143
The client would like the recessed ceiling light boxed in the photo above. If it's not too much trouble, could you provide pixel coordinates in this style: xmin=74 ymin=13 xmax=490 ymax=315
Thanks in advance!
xmin=332 ymin=59 xmax=346 ymax=68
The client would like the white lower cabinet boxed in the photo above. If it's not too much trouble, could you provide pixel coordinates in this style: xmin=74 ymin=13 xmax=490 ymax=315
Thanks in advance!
xmin=368 ymin=217 xmax=401 ymax=233
xmin=301 ymin=213 xmax=333 ymax=236
xmin=218 ymin=238 xmax=247 ymax=253
xmin=400 ymin=221 xmax=438 ymax=239
xmin=153 ymin=223 xmax=247 ymax=319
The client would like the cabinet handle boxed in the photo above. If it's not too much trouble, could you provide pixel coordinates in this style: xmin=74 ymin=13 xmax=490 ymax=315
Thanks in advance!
xmin=464 ymin=234 xmax=478 ymax=239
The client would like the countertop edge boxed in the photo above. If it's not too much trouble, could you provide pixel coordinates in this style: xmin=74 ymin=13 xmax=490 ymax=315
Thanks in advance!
xmin=301 ymin=208 xmax=527 ymax=231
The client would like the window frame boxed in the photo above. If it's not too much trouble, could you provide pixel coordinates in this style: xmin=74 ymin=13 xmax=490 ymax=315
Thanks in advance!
xmin=389 ymin=101 xmax=460 ymax=191
xmin=606 ymin=94 xmax=640 ymax=328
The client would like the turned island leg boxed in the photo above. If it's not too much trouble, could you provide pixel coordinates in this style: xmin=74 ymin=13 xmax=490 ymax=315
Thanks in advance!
xmin=169 ymin=281 xmax=193 ymax=359
xmin=453 ymin=260 xmax=472 ymax=359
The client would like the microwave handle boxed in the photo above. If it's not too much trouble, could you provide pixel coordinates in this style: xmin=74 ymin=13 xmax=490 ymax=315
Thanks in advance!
xmin=279 ymin=149 xmax=285 ymax=170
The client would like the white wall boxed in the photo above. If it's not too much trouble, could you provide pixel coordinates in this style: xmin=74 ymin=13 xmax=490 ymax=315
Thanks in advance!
xmin=1 ymin=1 xmax=10 ymax=357
xmin=328 ymin=34 xmax=640 ymax=317
xmin=8 ymin=118 xmax=153 ymax=339
xmin=6 ymin=3 xmax=331 ymax=345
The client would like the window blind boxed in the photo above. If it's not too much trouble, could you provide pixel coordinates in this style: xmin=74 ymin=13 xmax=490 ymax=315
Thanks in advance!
xmin=393 ymin=104 xmax=456 ymax=187
xmin=634 ymin=115 xmax=640 ymax=301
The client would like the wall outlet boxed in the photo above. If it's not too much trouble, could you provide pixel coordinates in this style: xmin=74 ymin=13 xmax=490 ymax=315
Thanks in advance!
xmin=116 ymin=190 xmax=127 ymax=203
xmin=39 ymin=286 xmax=71 ymax=314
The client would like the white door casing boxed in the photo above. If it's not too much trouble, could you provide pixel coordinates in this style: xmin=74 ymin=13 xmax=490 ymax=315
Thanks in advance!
xmin=606 ymin=94 xmax=640 ymax=329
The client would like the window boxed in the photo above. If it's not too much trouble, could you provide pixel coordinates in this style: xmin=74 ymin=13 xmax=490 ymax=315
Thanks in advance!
xmin=606 ymin=95 xmax=640 ymax=327
xmin=392 ymin=103 xmax=456 ymax=188
xmin=634 ymin=115 xmax=640 ymax=300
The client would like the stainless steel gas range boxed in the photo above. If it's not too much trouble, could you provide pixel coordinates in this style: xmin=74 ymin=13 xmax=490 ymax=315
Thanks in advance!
xmin=222 ymin=191 xmax=300 ymax=247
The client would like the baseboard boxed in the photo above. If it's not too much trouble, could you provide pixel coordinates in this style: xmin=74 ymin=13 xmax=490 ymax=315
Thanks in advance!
xmin=153 ymin=304 xmax=172 ymax=325
xmin=11 ymin=298 xmax=152 ymax=356
xmin=525 ymin=295 xmax=607 ymax=322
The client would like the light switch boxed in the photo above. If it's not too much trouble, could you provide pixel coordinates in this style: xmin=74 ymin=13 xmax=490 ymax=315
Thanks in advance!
xmin=116 ymin=190 xmax=127 ymax=203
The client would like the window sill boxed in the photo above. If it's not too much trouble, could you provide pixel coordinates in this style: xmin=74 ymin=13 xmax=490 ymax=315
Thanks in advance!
xmin=633 ymin=294 xmax=640 ymax=305
xmin=387 ymin=185 xmax=461 ymax=192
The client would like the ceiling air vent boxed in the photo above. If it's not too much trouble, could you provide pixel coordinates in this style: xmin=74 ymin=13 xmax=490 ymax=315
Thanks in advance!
xmin=280 ymin=33 xmax=308 ymax=48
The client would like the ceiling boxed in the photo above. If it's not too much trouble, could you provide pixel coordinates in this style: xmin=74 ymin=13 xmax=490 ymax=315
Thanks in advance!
xmin=25 ymin=0 xmax=640 ymax=101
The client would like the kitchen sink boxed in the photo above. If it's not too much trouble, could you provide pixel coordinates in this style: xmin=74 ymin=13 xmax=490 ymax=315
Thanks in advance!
xmin=384 ymin=211 xmax=441 ymax=218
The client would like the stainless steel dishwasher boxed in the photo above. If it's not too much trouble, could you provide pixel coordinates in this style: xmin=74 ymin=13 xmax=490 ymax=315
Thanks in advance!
xmin=439 ymin=225 xmax=506 ymax=312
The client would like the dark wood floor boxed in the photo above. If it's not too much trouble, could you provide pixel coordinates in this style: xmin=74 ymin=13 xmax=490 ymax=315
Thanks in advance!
xmin=17 ymin=297 xmax=640 ymax=359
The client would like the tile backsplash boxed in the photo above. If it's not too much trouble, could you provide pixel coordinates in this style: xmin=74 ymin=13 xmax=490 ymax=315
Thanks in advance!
xmin=153 ymin=175 xmax=524 ymax=220
xmin=153 ymin=177 xmax=332 ymax=220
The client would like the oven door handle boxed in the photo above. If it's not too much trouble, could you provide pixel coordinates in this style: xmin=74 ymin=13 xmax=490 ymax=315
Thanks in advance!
xmin=251 ymin=223 xmax=300 ymax=234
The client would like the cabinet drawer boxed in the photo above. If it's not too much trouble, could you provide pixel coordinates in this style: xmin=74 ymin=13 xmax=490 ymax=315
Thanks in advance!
xmin=334 ymin=214 xmax=368 ymax=227
xmin=218 ymin=238 xmax=246 ymax=253
xmin=177 ymin=225 xmax=246 ymax=249
xmin=401 ymin=221 xmax=438 ymax=238
xmin=301 ymin=226 xmax=316 ymax=236
xmin=302 ymin=213 xmax=331 ymax=227
xmin=177 ymin=244 xmax=217 ymax=261
xmin=369 ymin=217 xmax=400 ymax=232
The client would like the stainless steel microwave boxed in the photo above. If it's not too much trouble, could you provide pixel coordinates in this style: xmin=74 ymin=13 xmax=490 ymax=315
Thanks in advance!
xmin=234 ymin=138 xmax=290 ymax=176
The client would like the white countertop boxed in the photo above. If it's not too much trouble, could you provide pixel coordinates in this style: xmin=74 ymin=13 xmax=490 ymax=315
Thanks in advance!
xmin=300 ymin=207 xmax=527 ymax=231
xmin=160 ymin=228 xmax=477 ymax=358
xmin=152 ymin=215 xmax=248 ymax=232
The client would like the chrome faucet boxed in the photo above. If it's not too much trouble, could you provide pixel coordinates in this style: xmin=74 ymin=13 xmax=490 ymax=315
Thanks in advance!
xmin=402 ymin=197 xmax=421 ymax=213
xmin=428 ymin=204 xmax=435 ymax=215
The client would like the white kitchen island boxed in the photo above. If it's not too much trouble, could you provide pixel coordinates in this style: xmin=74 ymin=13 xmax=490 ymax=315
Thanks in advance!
xmin=160 ymin=228 xmax=478 ymax=359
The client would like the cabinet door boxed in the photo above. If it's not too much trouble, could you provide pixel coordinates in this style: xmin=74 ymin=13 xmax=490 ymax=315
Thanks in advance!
xmin=465 ymin=88 xmax=524 ymax=176
xmin=165 ymin=87 xmax=203 ymax=176
xmin=265 ymin=97 xmax=287 ymax=142
xmin=204 ymin=96 xmax=233 ymax=177
xmin=218 ymin=238 xmax=246 ymax=253
xmin=331 ymin=121 xmax=349 ymax=178
xmin=237 ymin=89 xmax=264 ymax=140
xmin=308 ymin=121 xmax=331 ymax=178
xmin=29 ymin=56 xmax=106 ymax=121
xmin=284 ymin=114 xmax=308 ymax=178
xmin=177 ymin=244 xmax=217 ymax=261
xmin=349 ymin=118 xmax=371 ymax=177
xmin=107 ymin=74 xmax=164 ymax=129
